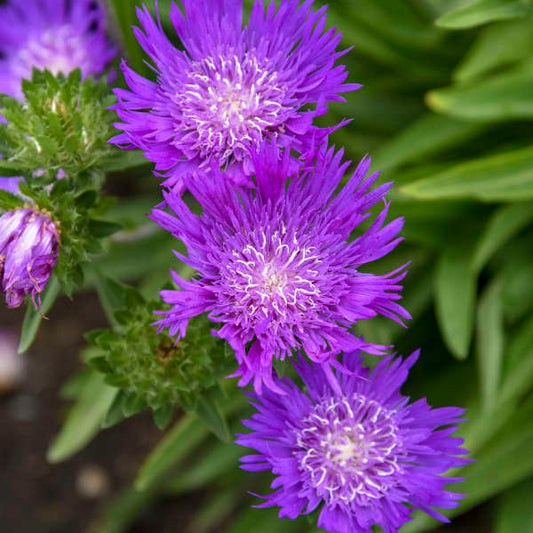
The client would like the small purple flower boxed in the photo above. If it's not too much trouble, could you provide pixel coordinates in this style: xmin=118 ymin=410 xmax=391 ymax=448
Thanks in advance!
xmin=111 ymin=0 xmax=360 ymax=189
xmin=0 ymin=207 xmax=59 ymax=308
xmin=237 ymin=351 xmax=470 ymax=533
xmin=151 ymin=144 xmax=410 ymax=393
xmin=0 ymin=0 xmax=116 ymax=98
xmin=0 ymin=177 xmax=23 ymax=195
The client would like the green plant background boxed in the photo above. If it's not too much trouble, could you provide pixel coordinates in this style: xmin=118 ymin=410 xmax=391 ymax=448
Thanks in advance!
xmin=45 ymin=0 xmax=533 ymax=531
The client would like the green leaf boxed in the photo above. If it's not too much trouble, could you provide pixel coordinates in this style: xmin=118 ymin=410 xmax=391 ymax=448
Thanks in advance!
xmin=152 ymin=404 xmax=175 ymax=430
xmin=472 ymin=202 xmax=533 ymax=273
xmin=435 ymin=244 xmax=477 ymax=359
xmin=135 ymin=414 xmax=209 ymax=492
xmin=0 ymin=189 xmax=24 ymax=210
xmin=166 ymin=442 xmax=242 ymax=494
xmin=185 ymin=487 xmax=242 ymax=533
xmin=0 ymin=159 xmax=25 ymax=176
xmin=427 ymin=67 xmax=533 ymax=121
xmin=101 ymin=150 xmax=150 ymax=173
xmin=102 ymin=390 xmax=128 ymax=429
xmin=373 ymin=113 xmax=483 ymax=171
xmin=495 ymin=476 xmax=533 ymax=533
xmin=92 ymin=272 xmax=143 ymax=327
xmin=436 ymin=0 xmax=531 ymax=29
xmin=108 ymin=0 xmax=148 ymax=76
xmin=193 ymin=392 xmax=231 ymax=442
xmin=47 ymin=372 xmax=118 ymax=463
xmin=88 ymin=219 xmax=123 ymax=238
xmin=401 ymin=146 xmax=533 ymax=202
xmin=454 ymin=19 xmax=533 ymax=82
xmin=18 ymin=275 xmax=61 ymax=354
xmin=476 ymin=280 xmax=504 ymax=411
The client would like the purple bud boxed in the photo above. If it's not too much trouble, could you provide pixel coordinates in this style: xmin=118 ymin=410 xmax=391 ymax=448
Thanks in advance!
xmin=0 ymin=207 xmax=59 ymax=309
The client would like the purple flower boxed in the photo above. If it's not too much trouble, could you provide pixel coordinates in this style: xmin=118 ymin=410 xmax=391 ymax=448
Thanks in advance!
xmin=151 ymin=144 xmax=410 ymax=393
xmin=0 ymin=0 xmax=116 ymax=98
xmin=237 ymin=351 xmax=470 ymax=533
xmin=0 ymin=207 xmax=59 ymax=308
xmin=111 ymin=0 xmax=360 ymax=190
xmin=0 ymin=177 xmax=22 ymax=195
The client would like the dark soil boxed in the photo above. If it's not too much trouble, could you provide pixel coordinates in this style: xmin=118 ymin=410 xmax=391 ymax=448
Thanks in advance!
xmin=0 ymin=292 xmax=195 ymax=533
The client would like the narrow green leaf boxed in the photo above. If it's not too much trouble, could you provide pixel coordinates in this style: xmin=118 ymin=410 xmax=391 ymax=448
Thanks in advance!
xmin=454 ymin=19 xmax=533 ymax=82
xmin=166 ymin=442 xmax=242 ymax=494
xmin=135 ymin=414 xmax=209 ymax=492
xmin=108 ymin=0 xmax=147 ymax=75
xmin=0 ymin=189 xmax=24 ymax=210
xmin=152 ymin=404 xmax=174 ymax=430
xmin=495 ymin=476 xmax=533 ymax=533
xmin=47 ymin=372 xmax=118 ymax=463
xmin=194 ymin=392 xmax=231 ymax=442
xmin=476 ymin=280 xmax=504 ymax=411
xmin=185 ymin=487 xmax=242 ymax=533
xmin=472 ymin=202 xmax=533 ymax=273
xmin=92 ymin=272 xmax=141 ymax=326
xmin=102 ymin=390 xmax=128 ymax=429
xmin=88 ymin=219 xmax=123 ymax=238
xmin=373 ymin=113 xmax=483 ymax=171
xmin=436 ymin=0 xmax=530 ymax=29
xmin=401 ymin=146 xmax=533 ymax=202
xmin=18 ymin=275 xmax=61 ymax=354
xmin=427 ymin=68 xmax=533 ymax=121
xmin=435 ymin=245 xmax=477 ymax=359
xmin=101 ymin=150 xmax=150 ymax=173
xmin=0 ymin=160 xmax=25 ymax=176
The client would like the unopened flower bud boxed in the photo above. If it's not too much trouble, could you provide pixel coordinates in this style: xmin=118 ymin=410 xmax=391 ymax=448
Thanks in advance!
xmin=0 ymin=207 xmax=59 ymax=308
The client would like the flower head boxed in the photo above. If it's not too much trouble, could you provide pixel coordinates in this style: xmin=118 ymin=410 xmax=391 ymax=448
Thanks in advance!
xmin=0 ymin=0 xmax=116 ymax=98
xmin=151 ymin=144 xmax=410 ymax=393
xmin=237 ymin=351 xmax=470 ymax=533
xmin=0 ymin=207 xmax=59 ymax=308
xmin=111 ymin=0 xmax=360 ymax=189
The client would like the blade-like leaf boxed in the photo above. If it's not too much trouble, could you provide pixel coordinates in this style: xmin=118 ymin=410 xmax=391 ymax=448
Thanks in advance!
xmin=435 ymin=244 xmax=477 ymax=359
xmin=47 ymin=372 xmax=118 ymax=463
xmin=472 ymin=202 xmax=533 ymax=273
xmin=135 ymin=414 xmax=209 ymax=492
xmin=18 ymin=275 xmax=61 ymax=354
xmin=476 ymin=280 xmax=504 ymax=412
xmin=454 ymin=19 xmax=533 ymax=82
xmin=194 ymin=392 xmax=231 ymax=442
xmin=401 ymin=146 xmax=533 ymax=202
xmin=495 ymin=476 xmax=533 ymax=533
xmin=373 ymin=113 xmax=482 ymax=171
xmin=427 ymin=68 xmax=533 ymax=121
xmin=436 ymin=0 xmax=530 ymax=29
xmin=108 ymin=0 xmax=148 ymax=75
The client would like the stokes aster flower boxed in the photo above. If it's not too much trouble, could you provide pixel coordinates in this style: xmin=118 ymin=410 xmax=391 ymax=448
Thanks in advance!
xmin=237 ymin=351 xmax=470 ymax=533
xmin=152 ymin=144 xmax=410 ymax=393
xmin=111 ymin=0 xmax=360 ymax=189
xmin=0 ymin=0 xmax=116 ymax=98
xmin=0 ymin=207 xmax=59 ymax=308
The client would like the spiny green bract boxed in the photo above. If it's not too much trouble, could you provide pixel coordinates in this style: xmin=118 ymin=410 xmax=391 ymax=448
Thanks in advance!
xmin=87 ymin=299 xmax=233 ymax=429
xmin=0 ymin=68 xmax=115 ymax=186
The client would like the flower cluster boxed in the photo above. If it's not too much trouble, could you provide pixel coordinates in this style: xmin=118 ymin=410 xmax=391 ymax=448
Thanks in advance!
xmin=109 ymin=1 xmax=471 ymax=530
